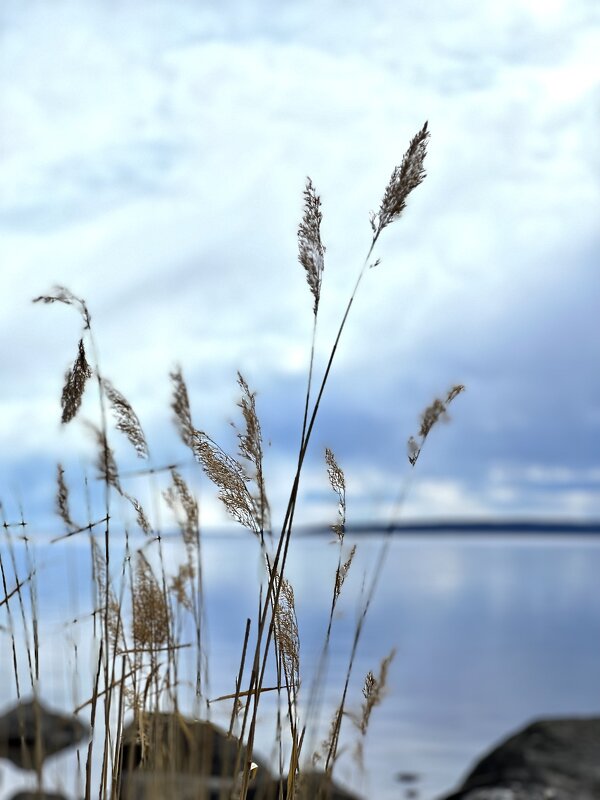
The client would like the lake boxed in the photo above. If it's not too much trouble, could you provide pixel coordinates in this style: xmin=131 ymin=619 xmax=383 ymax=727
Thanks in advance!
xmin=1 ymin=530 xmax=599 ymax=800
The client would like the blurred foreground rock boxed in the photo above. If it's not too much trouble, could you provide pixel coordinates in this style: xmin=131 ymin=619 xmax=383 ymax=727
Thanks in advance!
xmin=0 ymin=699 xmax=89 ymax=771
xmin=263 ymin=771 xmax=362 ymax=799
xmin=118 ymin=712 xmax=362 ymax=800
xmin=118 ymin=712 xmax=270 ymax=800
xmin=438 ymin=717 xmax=600 ymax=800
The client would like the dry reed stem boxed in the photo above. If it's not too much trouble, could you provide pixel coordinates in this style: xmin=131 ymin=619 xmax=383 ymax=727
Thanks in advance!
xmin=408 ymin=384 xmax=465 ymax=466
xmin=163 ymin=469 xmax=199 ymax=553
xmin=29 ymin=124 xmax=443 ymax=798
xmin=298 ymin=177 xmax=325 ymax=316
xmin=334 ymin=545 xmax=356 ymax=603
xmin=132 ymin=552 xmax=171 ymax=652
xmin=34 ymin=285 xmax=91 ymax=329
xmin=240 ymin=122 xmax=433 ymax=797
xmin=61 ymin=339 xmax=92 ymax=424
xmin=56 ymin=464 xmax=77 ymax=528
xmin=370 ymin=121 xmax=430 ymax=238
xmin=325 ymin=448 xmax=346 ymax=541
xmin=273 ymin=575 xmax=300 ymax=698
xmin=235 ymin=372 xmax=271 ymax=534
xmin=102 ymin=378 xmax=149 ymax=459
xmin=228 ymin=618 xmax=252 ymax=737
xmin=353 ymin=648 xmax=396 ymax=736
xmin=170 ymin=366 xmax=195 ymax=448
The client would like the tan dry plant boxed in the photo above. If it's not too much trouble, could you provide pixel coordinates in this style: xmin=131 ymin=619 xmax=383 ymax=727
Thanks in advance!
xmin=370 ymin=121 xmax=430 ymax=239
xmin=132 ymin=552 xmax=171 ymax=652
xmin=55 ymin=464 xmax=76 ymax=529
xmin=408 ymin=384 xmax=465 ymax=466
xmin=325 ymin=447 xmax=346 ymax=541
xmin=101 ymin=378 xmax=149 ymax=459
xmin=298 ymin=177 xmax=326 ymax=316
xmin=60 ymin=339 xmax=93 ymax=424
xmin=353 ymin=648 xmax=396 ymax=736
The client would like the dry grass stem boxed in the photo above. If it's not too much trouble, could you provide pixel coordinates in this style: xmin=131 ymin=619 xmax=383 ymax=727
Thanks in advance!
xmin=132 ymin=553 xmax=170 ymax=651
xmin=370 ymin=121 xmax=430 ymax=238
xmin=86 ymin=422 xmax=122 ymax=492
xmin=298 ymin=177 xmax=325 ymax=315
xmin=128 ymin=496 xmax=152 ymax=535
xmin=408 ymin=383 xmax=465 ymax=466
xmin=354 ymin=648 xmax=396 ymax=735
xmin=235 ymin=373 xmax=270 ymax=533
xmin=101 ymin=378 xmax=149 ymax=459
xmin=170 ymin=368 xmax=261 ymax=533
xmin=33 ymin=285 xmax=91 ymax=328
xmin=61 ymin=339 xmax=92 ymax=424
xmin=169 ymin=562 xmax=195 ymax=612
xmin=22 ymin=127 xmax=466 ymax=800
xmin=334 ymin=545 xmax=356 ymax=603
xmin=0 ymin=572 xmax=34 ymax=609
xmin=170 ymin=367 xmax=195 ymax=449
xmin=273 ymin=576 xmax=300 ymax=698
xmin=163 ymin=469 xmax=198 ymax=551
xmin=195 ymin=432 xmax=260 ymax=534
xmin=56 ymin=464 xmax=76 ymax=529
xmin=325 ymin=448 xmax=346 ymax=541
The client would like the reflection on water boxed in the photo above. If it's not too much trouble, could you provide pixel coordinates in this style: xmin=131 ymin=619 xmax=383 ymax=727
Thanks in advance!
xmin=1 ymin=532 xmax=599 ymax=800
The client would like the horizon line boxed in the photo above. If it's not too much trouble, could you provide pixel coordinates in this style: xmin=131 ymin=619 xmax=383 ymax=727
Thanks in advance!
xmin=296 ymin=518 xmax=600 ymax=536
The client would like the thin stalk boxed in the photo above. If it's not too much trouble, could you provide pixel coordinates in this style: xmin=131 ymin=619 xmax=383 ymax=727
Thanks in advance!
xmin=239 ymin=236 xmax=378 ymax=797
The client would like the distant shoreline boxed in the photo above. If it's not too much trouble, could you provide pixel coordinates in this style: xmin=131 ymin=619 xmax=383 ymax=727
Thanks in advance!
xmin=298 ymin=520 xmax=600 ymax=536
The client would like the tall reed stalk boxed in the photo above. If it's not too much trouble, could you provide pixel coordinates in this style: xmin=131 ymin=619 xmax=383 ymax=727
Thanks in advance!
xmin=1 ymin=118 xmax=467 ymax=800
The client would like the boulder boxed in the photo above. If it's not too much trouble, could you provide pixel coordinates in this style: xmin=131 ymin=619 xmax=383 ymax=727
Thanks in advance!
xmin=438 ymin=717 xmax=600 ymax=800
xmin=118 ymin=713 xmax=364 ymax=800
xmin=0 ymin=699 xmax=89 ymax=771
xmin=261 ymin=770 xmax=362 ymax=799
xmin=118 ymin=712 xmax=272 ymax=800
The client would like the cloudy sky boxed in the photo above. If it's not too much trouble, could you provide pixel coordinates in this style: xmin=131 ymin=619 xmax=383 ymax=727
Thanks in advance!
xmin=1 ymin=0 xmax=599 ymax=531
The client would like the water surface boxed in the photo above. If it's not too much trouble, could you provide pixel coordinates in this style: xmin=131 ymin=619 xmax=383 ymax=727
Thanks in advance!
xmin=1 ymin=531 xmax=599 ymax=800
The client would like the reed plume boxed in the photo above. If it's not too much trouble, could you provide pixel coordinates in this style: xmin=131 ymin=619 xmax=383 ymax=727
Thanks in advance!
xmin=55 ymin=464 xmax=76 ymax=529
xmin=408 ymin=384 xmax=465 ymax=466
xmin=370 ymin=121 xmax=430 ymax=239
xmin=298 ymin=177 xmax=325 ymax=316
xmin=60 ymin=339 xmax=92 ymax=424
xmin=33 ymin=284 xmax=91 ymax=329
xmin=235 ymin=373 xmax=270 ymax=534
xmin=101 ymin=378 xmax=149 ymax=459
xmin=132 ymin=553 xmax=170 ymax=651
xmin=325 ymin=448 xmax=345 ymax=541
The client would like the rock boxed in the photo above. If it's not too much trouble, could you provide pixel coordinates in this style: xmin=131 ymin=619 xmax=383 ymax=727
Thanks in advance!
xmin=118 ymin=712 xmax=273 ymax=800
xmin=0 ymin=699 xmax=89 ymax=771
xmin=438 ymin=717 xmax=600 ymax=800
xmin=261 ymin=770 xmax=362 ymax=799
xmin=118 ymin=713 xmax=364 ymax=800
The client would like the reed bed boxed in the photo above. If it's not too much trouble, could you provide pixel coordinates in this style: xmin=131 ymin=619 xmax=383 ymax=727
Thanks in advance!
xmin=0 ymin=121 xmax=464 ymax=800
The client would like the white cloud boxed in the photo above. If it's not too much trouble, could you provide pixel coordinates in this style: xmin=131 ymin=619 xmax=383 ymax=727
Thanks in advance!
xmin=1 ymin=0 xmax=599 ymax=527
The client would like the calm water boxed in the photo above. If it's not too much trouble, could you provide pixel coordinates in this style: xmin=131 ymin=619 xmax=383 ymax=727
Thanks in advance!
xmin=1 ymin=532 xmax=599 ymax=800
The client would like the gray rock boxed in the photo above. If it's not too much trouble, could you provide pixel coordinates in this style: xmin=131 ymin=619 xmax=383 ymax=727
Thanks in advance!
xmin=0 ymin=699 xmax=89 ymax=771
xmin=118 ymin=713 xmax=363 ymax=800
xmin=118 ymin=712 xmax=273 ymax=800
xmin=260 ymin=771 xmax=362 ymax=799
xmin=438 ymin=717 xmax=600 ymax=800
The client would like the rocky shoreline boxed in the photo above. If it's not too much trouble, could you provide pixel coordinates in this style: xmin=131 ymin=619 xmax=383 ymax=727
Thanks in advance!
xmin=437 ymin=717 xmax=600 ymax=800
xmin=1 ymin=701 xmax=599 ymax=800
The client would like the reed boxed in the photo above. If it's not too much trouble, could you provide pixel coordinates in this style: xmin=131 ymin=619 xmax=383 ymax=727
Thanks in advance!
xmin=0 ymin=120 xmax=465 ymax=800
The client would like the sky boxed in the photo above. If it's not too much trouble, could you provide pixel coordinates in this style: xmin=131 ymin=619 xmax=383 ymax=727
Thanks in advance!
xmin=1 ymin=0 xmax=600 ymax=531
